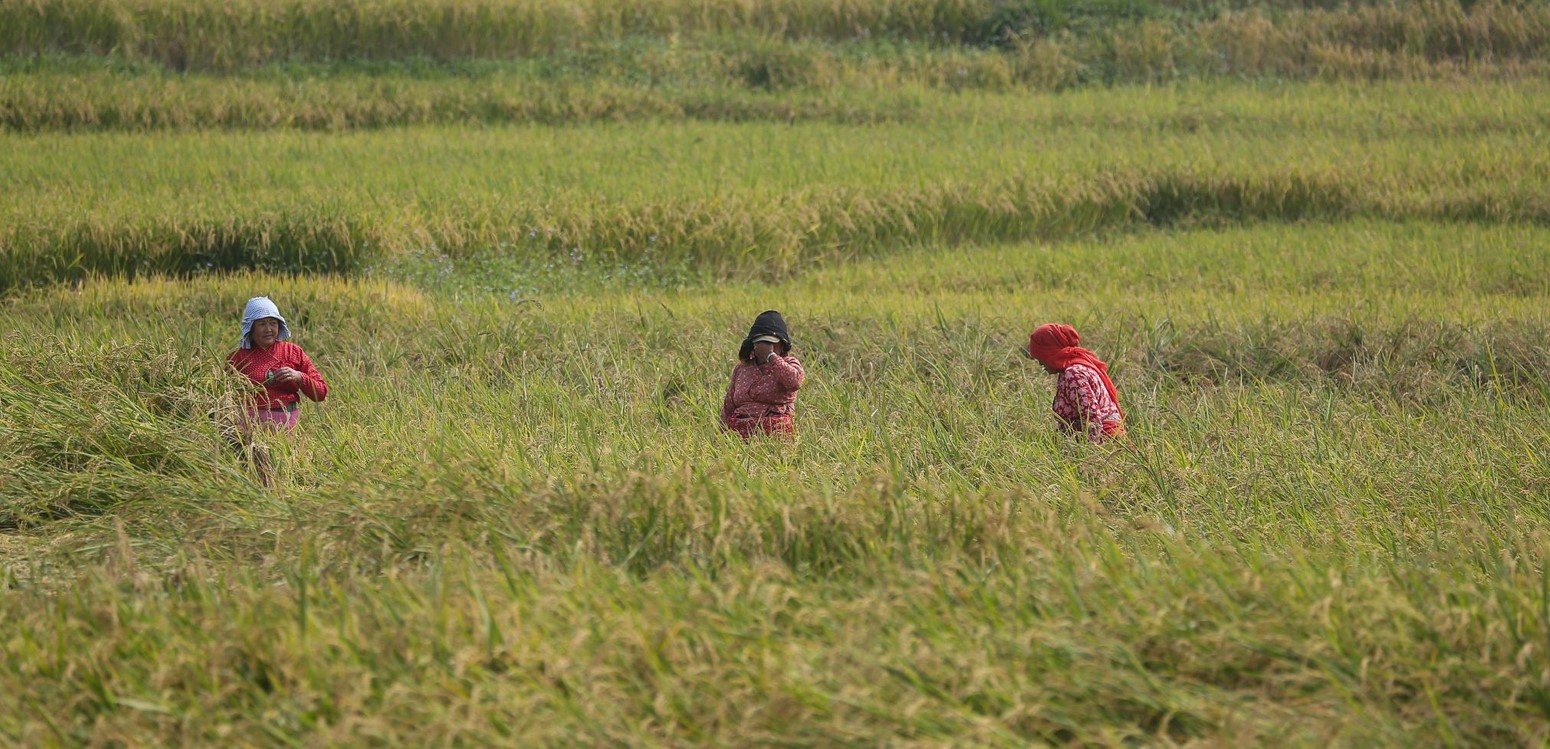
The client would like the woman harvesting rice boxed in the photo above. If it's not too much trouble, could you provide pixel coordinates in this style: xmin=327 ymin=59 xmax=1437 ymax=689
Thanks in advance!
xmin=721 ymin=310 xmax=804 ymax=438
xmin=227 ymin=296 xmax=329 ymax=430
xmin=1026 ymin=323 xmax=1125 ymax=443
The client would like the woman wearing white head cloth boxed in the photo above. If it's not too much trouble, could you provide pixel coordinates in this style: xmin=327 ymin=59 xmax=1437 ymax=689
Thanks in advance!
xmin=226 ymin=296 xmax=328 ymax=430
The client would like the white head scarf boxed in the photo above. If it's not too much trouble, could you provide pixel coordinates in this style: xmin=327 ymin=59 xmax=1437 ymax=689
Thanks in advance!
xmin=240 ymin=296 xmax=291 ymax=349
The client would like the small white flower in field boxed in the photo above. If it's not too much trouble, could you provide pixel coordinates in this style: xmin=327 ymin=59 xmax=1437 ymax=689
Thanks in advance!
xmin=528 ymin=229 xmax=538 ymax=239
xmin=570 ymin=247 xmax=584 ymax=263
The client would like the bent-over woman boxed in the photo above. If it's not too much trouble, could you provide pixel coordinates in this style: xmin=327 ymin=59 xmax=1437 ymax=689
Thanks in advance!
xmin=227 ymin=296 xmax=328 ymax=430
xmin=1026 ymin=323 xmax=1124 ymax=443
xmin=721 ymin=310 xmax=804 ymax=437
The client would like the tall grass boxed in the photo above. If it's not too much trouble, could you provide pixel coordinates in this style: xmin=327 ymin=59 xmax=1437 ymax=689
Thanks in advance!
xmin=0 ymin=60 xmax=940 ymax=132
xmin=2 ymin=222 xmax=1548 ymax=742
xmin=0 ymin=0 xmax=990 ymax=67
xmin=3 ymin=81 xmax=1547 ymax=289
xmin=0 ymin=339 xmax=261 ymax=527
xmin=5 ymin=39 xmax=1549 ymax=133
xmin=4 ymin=0 xmax=1547 ymax=73
xmin=5 ymin=44 xmax=1550 ymax=743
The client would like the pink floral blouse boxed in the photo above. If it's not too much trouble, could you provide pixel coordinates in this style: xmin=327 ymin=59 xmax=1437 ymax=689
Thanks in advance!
xmin=721 ymin=354 xmax=805 ymax=427
xmin=1053 ymin=363 xmax=1122 ymax=442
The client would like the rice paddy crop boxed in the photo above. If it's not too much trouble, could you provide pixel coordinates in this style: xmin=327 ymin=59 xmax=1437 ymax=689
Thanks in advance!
xmin=3 ymin=80 xmax=1548 ymax=291
xmin=4 ymin=221 xmax=1549 ymax=743
xmin=4 ymin=3 xmax=1550 ymax=745
xmin=4 ymin=0 xmax=1548 ymax=75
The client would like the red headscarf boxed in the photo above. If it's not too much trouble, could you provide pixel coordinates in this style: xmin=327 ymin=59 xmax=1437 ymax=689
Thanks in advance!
xmin=1028 ymin=323 xmax=1123 ymax=418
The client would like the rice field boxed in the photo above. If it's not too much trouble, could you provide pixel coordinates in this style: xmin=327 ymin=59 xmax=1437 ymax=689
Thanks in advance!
xmin=4 ymin=2 xmax=1550 ymax=746
xmin=6 ymin=0 xmax=1549 ymax=73
xmin=3 ymin=79 xmax=1548 ymax=291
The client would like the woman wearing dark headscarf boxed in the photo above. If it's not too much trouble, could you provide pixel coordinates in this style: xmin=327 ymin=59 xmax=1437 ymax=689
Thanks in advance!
xmin=1026 ymin=323 xmax=1124 ymax=443
xmin=721 ymin=310 xmax=805 ymax=437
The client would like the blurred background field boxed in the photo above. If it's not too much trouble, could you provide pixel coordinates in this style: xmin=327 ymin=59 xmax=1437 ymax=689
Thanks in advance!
xmin=3 ymin=80 xmax=1548 ymax=290
xmin=3 ymin=1 xmax=1550 ymax=746
xmin=4 ymin=0 xmax=1548 ymax=76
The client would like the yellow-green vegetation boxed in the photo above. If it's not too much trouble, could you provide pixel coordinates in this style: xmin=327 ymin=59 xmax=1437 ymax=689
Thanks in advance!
xmin=4 ymin=223 xmax=1550 ymax=744
xmin=4 ymin=0 xmax=1550 ymax=142
xmin=3 ymin=0 xmax=1550 ymax=133
xmin=3 ymin=81 xmax=1549 ymax=291
xmin=4 ymin=1 xmax=1550 ymax=745
xmin=5 ymin=0 xmax=1549 ymax=74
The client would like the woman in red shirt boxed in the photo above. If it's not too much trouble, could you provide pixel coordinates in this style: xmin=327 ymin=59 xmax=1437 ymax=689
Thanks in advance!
xmin=721 ymin=310 xmax=805 ymax=438
xmin=1026 ymin=323 xmax=1124 ymax=443
xmin=226 ymin=296 xmax=328 ymax=430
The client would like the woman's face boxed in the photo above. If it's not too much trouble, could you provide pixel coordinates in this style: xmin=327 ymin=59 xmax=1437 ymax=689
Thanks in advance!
xmin=251 ymin=317 xmax=281 ymax=348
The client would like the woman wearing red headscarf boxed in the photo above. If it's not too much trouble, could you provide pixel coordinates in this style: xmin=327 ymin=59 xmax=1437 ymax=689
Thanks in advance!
xmin=1026 ymin=323 xmax=1125 ymax=443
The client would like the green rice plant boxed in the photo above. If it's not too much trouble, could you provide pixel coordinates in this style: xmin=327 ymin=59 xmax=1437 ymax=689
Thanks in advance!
xmin=1200 ymin=0 xmax=1550 ymax=76
xmin=2 ymin=0 xmax=1548 ymax=78
xmin=0 ymin=337 xmax=263 ymax=527
xmin=6 ymin=16 xmax=1550 ymax=136
xmin=0 ymin=0 xmax=990 ymax=69
xmin=3 ymin=80 xmax=1548 ymax=288
xmin=1 ymin=221 xmax=1548 ymax=742
xmin=3 ymin=64 xmax=1550 ymax=744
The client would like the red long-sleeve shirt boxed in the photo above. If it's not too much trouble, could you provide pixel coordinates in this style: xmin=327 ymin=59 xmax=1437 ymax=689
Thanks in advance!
xmin=227 ymin=341 xmax=328 ymax=410
xmin=721 ymin=354 xmax=804 ymax=428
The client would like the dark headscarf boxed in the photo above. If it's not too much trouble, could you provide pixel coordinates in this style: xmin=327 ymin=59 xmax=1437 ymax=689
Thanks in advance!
xmin=738 ymin=310 xmax=792 ymax=361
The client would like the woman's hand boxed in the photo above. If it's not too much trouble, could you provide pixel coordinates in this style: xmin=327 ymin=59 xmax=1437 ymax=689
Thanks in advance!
xmin=753 ymin=342 xmax=777 ymax=363
xmin=272 ymin=367 xmax=305 ymax=386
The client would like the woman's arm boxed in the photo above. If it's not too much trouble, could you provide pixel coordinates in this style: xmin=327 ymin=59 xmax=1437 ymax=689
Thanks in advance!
xmin=293 ymin=348 xmax=329 ymax=402
xmin=764 ymin=354 xmax=804 ymax=391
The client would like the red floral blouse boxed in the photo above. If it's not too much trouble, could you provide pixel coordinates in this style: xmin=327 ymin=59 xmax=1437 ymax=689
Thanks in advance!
xmin=721 ymin=354 xmax=805 ymax=428
xmin=1052 ymin=363 xmax=1122 ymax=442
